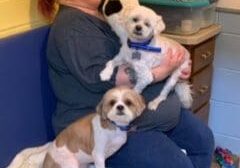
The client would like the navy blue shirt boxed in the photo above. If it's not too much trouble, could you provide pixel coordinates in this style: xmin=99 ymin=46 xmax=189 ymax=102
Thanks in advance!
xmin=47 ymin=5 xmax=181 ymax=135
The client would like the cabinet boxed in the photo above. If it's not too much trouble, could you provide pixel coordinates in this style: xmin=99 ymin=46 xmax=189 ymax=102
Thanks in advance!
xmin=164 ymin=25 xmax=221 ymax=124
xmin=186 ymin=38 xmax=215 ymax=123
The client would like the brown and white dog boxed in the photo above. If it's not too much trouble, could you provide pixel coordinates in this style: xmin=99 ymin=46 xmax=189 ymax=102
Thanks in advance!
xmin=42 ymin=86 xmax=145 ymax=168
xmin=43 ymin=87 xmax=145 ymax=168
xmin=8 ymin=87 xmax=145 ymax=168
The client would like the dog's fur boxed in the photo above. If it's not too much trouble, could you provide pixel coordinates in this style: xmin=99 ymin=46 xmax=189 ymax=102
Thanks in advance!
xmin=8 ymin=87 xmax=145 ymax=168
xmin=7 ymin=143 xmax=51 ymax=168
xmin=100 ymin=2 xmax=192 ymax=110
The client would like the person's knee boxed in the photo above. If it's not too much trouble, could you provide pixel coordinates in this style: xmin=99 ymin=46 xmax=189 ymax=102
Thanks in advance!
xmin=206 ymin=126 xmax=215 ymax=151
xmin=197 ymin=123 xmax=215 ymax=153
xmin=181 ymin=110 xmax=215 ymax=153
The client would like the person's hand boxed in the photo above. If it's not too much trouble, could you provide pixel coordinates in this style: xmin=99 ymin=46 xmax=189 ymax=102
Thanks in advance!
xmin=161 ymin=47 xmax=186 ymax=74
xmin=152 ymin=47 xmax=186 ymax=82
xmin=180 ymin=61 xmax=192 ymax=80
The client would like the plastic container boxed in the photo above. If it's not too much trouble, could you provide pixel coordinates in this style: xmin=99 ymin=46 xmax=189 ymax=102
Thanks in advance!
xmin=140 ymin=0 xmax=210 ymax=8
xmin=140 ymin=0 xmax=217 ymax=35
xmin=199 ymin=2 xmax=217 ymax=28
xmin=144 ymin=5 xmax=203 ymax=35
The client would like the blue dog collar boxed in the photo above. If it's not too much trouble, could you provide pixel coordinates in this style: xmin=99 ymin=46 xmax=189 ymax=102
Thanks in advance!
xmin=111 ymin=121 xmax=130 ymax=132
xmin=127 ymin=38 xmax=161 ymax=53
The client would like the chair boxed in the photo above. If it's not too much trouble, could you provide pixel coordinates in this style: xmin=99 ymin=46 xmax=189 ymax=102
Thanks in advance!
xmin=0 ymin=27 xmax=56 ymax=167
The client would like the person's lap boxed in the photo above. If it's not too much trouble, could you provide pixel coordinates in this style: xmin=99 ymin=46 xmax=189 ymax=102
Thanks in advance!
xmin=106 ymin=130 xmax=194 ymax=168
xmin=106 ymin=109 xmax=214 ymax=168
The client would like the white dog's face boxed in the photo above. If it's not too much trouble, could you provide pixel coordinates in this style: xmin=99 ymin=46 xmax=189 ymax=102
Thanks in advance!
xmin=97 ymin=87 xmax=145 ymax=125
xmin=125 ymin=6 xmax=165 ymax=41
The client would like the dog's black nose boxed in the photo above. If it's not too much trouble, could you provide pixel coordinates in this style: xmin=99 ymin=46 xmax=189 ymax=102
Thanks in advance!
xmin=117 ymin=105 xmax=124 ymax=111
xmin=104 ymin=0 xmax=123 ymax=16
xmin=135 ymin=25 xmax=142 ymax=32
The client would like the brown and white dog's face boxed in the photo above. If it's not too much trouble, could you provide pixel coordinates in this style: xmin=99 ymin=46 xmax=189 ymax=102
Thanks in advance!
xmin=97 ymin=87 xmax=145 ymax=125
xmin=125 ymin=6 xmax=166 ymax=41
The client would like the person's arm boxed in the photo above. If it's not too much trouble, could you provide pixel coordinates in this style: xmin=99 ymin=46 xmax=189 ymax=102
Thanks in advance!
xmin=152 ymin=48 xmax=191 ymax=82
xmin=115 ymin=48 xmax=191 ymax=86
xmin=55 ymin=29 xmax=121 ymax=93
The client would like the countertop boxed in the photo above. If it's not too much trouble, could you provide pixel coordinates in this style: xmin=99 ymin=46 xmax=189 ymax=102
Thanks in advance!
xmin=217 ymin=7 xmax=240 ymax=14
xmin=163 ymin=24 xmax=221 ymax=45
xmin=217 ymin=0 xmax=240 ymax=14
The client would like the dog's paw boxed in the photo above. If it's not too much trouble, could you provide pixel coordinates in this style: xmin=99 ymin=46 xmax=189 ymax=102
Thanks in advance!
xmin=175 ymin=82 xmax=193 ymax=109
xmin=148 ymin=101 xmax=159 ymax=111
xmin=181 ymin=93 xmax=193 ymax=109
xmin=100 ymin=68 xmax=113 ymax=81
xmin=148 ymin=97 xmax=165 ymax=111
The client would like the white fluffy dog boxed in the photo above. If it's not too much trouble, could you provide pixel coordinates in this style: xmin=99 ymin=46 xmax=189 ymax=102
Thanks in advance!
xmin=100 ymin=4 xmax=192 ymax=110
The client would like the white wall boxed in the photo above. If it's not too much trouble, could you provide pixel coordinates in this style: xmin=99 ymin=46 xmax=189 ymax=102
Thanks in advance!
xmin=209 ymin=11 xmax=240 ymax=154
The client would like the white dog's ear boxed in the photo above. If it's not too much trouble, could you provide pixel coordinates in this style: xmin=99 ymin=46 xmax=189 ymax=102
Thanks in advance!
xmin=155 ymin=15 xmax=166 ymax=35
xmin=102 ymin=0 xmax=123 ymax=17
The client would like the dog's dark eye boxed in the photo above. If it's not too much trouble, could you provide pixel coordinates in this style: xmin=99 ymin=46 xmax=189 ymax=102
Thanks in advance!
xmin=132 ymin=17 xmax=139 ymax=23
xmin=145 ymin=22 xmax=150 ymax=27
xmin=109 ymin=100 xmax=116 ymax=106
xmin=125 ymin=99 xmax=133 ymax=106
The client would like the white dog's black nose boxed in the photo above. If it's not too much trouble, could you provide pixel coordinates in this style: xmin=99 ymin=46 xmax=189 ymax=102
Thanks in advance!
xmin=135 ymin=25 xmax=142 ymax=32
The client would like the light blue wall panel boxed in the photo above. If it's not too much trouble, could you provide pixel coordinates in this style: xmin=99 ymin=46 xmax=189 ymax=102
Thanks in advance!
xmin=215 ymin=34 xmax=240 ymax=71
xmin=210 ymin=11 xmax=240 ymax=154
xmin=218 ymin=12 xmax=240 ymax=35
xmin=211 ymin=68 xmax=240 ymax=103
xmin=209 ymin=101 xmax=240 ymax=138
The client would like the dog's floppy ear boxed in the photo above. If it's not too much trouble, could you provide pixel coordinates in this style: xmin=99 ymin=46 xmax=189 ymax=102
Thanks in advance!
xmin=155 ymin=15 xmax=166 ymax=35
xmin=135 ymin=94 xmax=146 ymax=117
xmin=96 ymin=99 xmax=107 ymax=120
xmin=103 ymin=0 xmax=123 ymax=16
